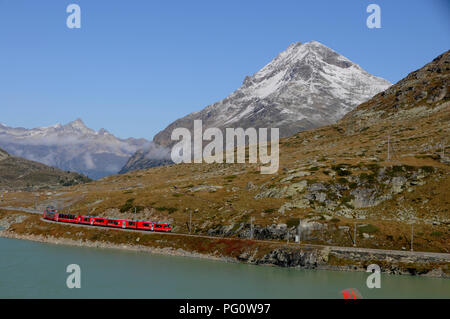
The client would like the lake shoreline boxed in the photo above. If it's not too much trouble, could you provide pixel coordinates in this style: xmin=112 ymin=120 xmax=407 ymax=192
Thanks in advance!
xmin=0 ymin=229 xmax=234 ymax=263
xmin=1 ymin=229 xmax=449 ymax=279
xmin=1 ymin=210 xmax=449 ymax=278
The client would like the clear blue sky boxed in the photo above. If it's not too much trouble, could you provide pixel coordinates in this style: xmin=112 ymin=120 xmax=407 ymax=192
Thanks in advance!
xmin=0 ymin=0 xmax=449 ymax=140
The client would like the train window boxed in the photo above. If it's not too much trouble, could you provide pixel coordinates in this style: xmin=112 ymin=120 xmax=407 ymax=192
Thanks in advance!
xmin=95 ymin=219 xmax=104 ymax=223
xmin=143 ymin=223 xmax=149 ymax=227
xmin=129 ymin=222 xmax=135 ymax=226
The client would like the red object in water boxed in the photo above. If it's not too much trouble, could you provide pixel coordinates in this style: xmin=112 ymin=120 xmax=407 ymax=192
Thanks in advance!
xmin=341 ymin=288 xmax=361 ymax=299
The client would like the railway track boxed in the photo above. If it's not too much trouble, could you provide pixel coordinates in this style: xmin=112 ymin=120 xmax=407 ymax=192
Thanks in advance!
xmin=2 ymin=206 xmax=450 ymax=260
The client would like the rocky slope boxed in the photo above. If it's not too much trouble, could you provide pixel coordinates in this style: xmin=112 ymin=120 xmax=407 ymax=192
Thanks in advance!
xmin=121 ymin=41 xmax=391 ymax=173
xmin=118 ymin=147 xmax=173 ymax=174
xmin=3 ymin=50 xmax=448 ymax=255
xmin=343 ymin=50 xmax=449 ymax=122
xmin=0 ymin=119 xmax=149 ymax=179
xmin=0 ymin=147 xmax=91 ymax=191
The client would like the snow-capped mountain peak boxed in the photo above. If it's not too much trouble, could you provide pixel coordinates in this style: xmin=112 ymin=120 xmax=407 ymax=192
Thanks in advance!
xmin=67 ymin=118 xmax=87 ymax=128
xmin=151 ymin=41 xmax=391 ymax=148
xmin=242 ymin=40 xmax=387 ymax=101
xmin=122 ymin=41 xmax=392 ymax=174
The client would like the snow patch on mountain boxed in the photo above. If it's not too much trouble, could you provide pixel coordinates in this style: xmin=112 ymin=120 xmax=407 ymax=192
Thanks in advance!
xmin=121 ymin=41 xmax=391 ymax=174
xmin=151 ymin=41 xmax=391 ymax=148
xmin=0 ymin=119 xmax=149 ymax=179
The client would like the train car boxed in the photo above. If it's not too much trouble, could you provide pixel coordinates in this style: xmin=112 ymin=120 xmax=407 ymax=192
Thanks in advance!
xmin=79 ymin=216 xmax=94 ymax=225
xmin=154 ymin=223 xmax=172 ymax=232
xmin=105 ymin=218 xmax=126 ymax=229
xmin=137 ymin=221 xmax=171 ymax=232
xmin=57 ymin=213 xmax=79 ymax=224
xmin=136 ymin=221 xmax=154 ymax=231
xmin=123 ymin=220 xmax=138 ymax=230
xmin=92 ymin=217 xmax=108 ymax=227
xmin=81 ymin=217 xmax=138 ymax=229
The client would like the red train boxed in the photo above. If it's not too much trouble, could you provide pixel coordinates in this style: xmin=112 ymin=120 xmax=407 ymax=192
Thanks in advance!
xmin=42 ymin=206 xmax=172 ymax=232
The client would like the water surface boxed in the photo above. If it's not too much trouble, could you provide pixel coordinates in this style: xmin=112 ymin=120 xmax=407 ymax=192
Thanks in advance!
xmin=0 ymin=237 xmax=448 ymax=298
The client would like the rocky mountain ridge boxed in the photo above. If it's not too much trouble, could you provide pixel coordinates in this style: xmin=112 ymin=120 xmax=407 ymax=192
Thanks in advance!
xmin=0 ymin=119 xmax=149 ymax=179
xmin=121 ymin=41 xmax=391 ymax=173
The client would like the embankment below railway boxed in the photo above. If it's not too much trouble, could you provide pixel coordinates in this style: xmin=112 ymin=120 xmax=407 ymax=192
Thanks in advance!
xmin=1 ymin=209 xmax=449 ymax=278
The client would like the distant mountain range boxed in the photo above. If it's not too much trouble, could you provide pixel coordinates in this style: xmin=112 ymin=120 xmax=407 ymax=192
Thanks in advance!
xmin=121 ymin=41 xmax=391 ymax=173
xmin=0 ymin=147 xmax=91 ymax=191
xmin=1 ymin=41 xmax=392 ymax=178
xmin=0 ymin=119 xmax=149 ymax=179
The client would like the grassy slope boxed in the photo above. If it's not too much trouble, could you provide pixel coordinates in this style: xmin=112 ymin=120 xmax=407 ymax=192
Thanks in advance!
xmin=0 ymin=148 xmax=91 ymax=191
xmin=2 ymin=52 xmax=449 ymax=253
